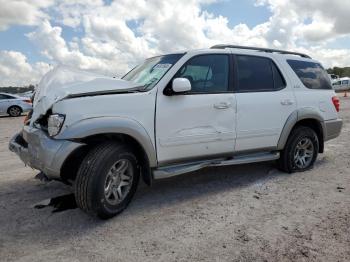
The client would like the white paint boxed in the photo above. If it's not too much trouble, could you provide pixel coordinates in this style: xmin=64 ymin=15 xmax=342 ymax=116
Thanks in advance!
xmin=234 ymin=54 xmax=297 ymax=151
xmin=31 ymin=65 xmax=142 ymax=123
xmin=172 ymin=78 xmax=192 ymax=93
xmin=32 ymin=47 xmax=341 ymax=166
xmin=279 ymin=56 xmax=339 ymax=121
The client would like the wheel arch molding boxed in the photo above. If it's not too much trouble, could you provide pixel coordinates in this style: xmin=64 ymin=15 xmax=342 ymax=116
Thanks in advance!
xmin=56 ymin=117 xmax=157 ymax=185
xmin=277 ymin=108 xmax=325 ymax=153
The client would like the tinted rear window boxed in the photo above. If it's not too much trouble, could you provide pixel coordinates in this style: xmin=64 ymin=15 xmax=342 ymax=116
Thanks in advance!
xmin=236 ymin=55 xmax=286 ymax=92
xmin=287 ymin=60 xmax=332 ymax=89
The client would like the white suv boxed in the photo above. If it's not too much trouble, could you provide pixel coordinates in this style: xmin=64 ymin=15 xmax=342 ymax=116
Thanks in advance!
xmin=9 ymin=45 xmax=343 ymax=218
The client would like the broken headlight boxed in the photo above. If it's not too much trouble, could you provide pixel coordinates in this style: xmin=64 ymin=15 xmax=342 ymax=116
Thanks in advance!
xmin=48 ymin=114 xmax=65 ymax=137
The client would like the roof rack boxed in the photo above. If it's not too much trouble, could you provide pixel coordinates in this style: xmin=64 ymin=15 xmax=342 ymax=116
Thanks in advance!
xmin=210 ymin=44 xmax=311 ymax=59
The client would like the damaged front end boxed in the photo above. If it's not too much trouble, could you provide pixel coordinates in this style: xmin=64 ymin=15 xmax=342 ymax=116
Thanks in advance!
xmin=9 ymin=65 xmax=141 ymax=179
xmin=30 ymin=65 xmax=144 ymax=124
xmin=9 ymin=125 xmax=84 ymax=179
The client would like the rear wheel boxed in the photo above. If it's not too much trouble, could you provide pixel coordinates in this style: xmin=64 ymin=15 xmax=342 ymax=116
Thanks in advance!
xmin=8 ymin=106 xmax=22 ymax=117
xmin=75 ymin=142 xmax=139 ymax=219
xmin=278 ymin=126 xmax=319 ymax=173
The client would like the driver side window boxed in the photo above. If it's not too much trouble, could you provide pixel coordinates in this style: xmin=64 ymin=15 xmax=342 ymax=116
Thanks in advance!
xmin=175 ymin=54 xmax=230 ymax=93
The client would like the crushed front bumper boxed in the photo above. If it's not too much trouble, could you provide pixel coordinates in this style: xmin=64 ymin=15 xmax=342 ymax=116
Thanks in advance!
xmin=9 ymin=126 xmax=83 ymax=179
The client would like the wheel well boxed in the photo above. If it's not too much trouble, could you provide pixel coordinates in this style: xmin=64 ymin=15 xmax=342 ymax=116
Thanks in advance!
xmin=7 ymin=105 xmax=22 ymax=114
xmin=60 ymin=133 xmax=152 ymax=185
xmin=293 ymin=119 xmax=324 ymax=153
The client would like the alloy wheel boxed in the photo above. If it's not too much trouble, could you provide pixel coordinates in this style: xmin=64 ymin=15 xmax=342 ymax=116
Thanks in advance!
xmin=293 ymin=137 xmax=314 ymax=169
xmin=104 ymin=159 xmax=133 ymax=205
xmin=9 ymin=107 xmax=21 ymax=117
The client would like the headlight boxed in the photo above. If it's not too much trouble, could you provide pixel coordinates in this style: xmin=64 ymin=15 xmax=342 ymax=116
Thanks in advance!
xmin=48 ymin=114 xmax=65 ymax=137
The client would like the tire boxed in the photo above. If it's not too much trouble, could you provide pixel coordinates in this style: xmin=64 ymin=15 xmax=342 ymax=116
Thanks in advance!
xmin=75 ymin=142 xmax=140 ymax=219
xmin=278 ymin=126 xmax=319 ymax=173
xmin=8 ymin=106 xmax=22 ymax=117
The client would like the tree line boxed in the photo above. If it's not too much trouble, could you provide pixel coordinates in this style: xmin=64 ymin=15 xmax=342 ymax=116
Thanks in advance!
xmin=0 ymin=85 xmax=35 ymax=94
xmin=327 ymin=67 xmax=350 ymax=78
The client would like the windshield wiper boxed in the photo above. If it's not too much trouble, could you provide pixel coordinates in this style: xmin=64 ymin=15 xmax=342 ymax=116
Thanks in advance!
xmin=142 ymin=78 xmax=159 ymax=90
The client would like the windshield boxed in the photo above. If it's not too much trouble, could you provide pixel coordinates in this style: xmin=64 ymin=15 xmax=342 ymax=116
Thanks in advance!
xmin=122 ymin=53 xmax=184 ymax=90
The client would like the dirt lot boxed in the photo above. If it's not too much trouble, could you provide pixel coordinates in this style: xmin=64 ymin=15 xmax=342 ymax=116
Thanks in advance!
xmin=0 ymin=96 xmax=349 ymax=262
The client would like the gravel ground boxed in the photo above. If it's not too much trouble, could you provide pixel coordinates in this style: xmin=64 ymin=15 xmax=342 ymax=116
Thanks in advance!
xmin=0 ymin=96 xmax=349 ymax=262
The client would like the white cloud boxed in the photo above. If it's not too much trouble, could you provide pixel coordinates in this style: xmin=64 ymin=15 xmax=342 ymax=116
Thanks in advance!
xmin=22 ymin=0 xmax=274 ymax=81
xmin=0 ymin=50 xmax=51 ymax=86
xmin=0 ymin=0 xmax=54 ymax=30
xmin=257 ymin=0 xmax=350 ymax=44
xmin=1 ymin=0 xmax=350 ymax=86
xmin=27 ymin=20 xmax=138 ymax=76
xmin=310 ymin=47 xmax=350 ymax=69
xmin=53 ymin=0 xmax=105 ymax=28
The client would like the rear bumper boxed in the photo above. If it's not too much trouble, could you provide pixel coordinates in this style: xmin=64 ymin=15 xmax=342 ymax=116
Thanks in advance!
xmin=9 ymin=126 xmax=83 ymax=178
xmin=324 ymin=119 xmax=343 ymax=141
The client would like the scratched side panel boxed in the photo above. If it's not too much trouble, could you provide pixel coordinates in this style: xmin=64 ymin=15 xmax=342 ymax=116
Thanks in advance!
xmin=156 ymin=93 xmax=236 ymax=164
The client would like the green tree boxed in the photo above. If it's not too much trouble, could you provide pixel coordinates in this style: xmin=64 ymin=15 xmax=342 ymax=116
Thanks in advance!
xmin=327 ymin=67 xmax=350 ymax=78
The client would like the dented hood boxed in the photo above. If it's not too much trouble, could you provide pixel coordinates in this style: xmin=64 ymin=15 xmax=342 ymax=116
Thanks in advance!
xmin=32 ymin=65 xmax=141 ymax=120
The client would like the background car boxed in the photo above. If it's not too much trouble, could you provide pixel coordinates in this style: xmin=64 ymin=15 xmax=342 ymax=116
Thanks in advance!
xmin=332 ymin=77 xmax=350 ymax=92
xmin=18 ymin=91 xmax=34 ymax=98
xmin=0 ymin=92 xmax=32 ymax=117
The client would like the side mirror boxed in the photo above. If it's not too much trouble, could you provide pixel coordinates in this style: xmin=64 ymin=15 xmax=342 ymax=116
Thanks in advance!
xmin=172 ymin=78 xmax=192 ymax=93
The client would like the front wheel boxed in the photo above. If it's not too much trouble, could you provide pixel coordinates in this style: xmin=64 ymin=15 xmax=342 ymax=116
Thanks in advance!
xmin=75 ymin=142 xmax=140 ymax=219
xmin=278 ymin=126 xmax=319 ymax=173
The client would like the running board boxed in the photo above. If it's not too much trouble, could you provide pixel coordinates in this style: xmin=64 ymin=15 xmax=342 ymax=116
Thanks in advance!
xmin=153 ymin=152 xmax=280 ymax=179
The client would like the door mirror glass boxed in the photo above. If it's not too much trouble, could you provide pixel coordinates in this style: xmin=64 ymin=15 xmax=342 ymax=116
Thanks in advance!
xmin=172 ymin=78 xmax=192 ymax=93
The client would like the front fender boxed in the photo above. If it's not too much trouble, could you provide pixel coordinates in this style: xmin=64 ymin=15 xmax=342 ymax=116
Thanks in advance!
xmin=55 ymin=116 xmax=157 ymax=167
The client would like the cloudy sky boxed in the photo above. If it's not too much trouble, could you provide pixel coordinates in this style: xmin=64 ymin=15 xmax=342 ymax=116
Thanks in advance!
xmin=0 ymin=0 xmax=350 ymax=86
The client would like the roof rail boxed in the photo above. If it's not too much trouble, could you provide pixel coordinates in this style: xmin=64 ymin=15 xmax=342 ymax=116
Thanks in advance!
xmin=210 ymin=44 xmax=311 ymax=59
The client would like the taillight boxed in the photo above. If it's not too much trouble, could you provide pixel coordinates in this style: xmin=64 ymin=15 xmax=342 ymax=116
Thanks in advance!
xmin=332 ymin=96 xmax=340 ymax=112
xmin=23 ymin=99 xmax=32 ymax=104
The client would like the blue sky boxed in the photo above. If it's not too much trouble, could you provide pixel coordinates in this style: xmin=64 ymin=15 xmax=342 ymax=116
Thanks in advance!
xmin=0 ymin=0 xmax=349 ymax=86
xmin=208 ymin=0 xmax=272 ymax=28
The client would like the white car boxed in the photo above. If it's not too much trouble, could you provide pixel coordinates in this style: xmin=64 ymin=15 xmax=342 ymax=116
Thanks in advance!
xmin=19 ymin=91 xmax=35 ymax=98
xmin=328 ymin=73 xmax=339 ymax=83
xmin=332 ymin=77 xmax=350 ymax=92
xmin=9 ymin=45 xmax=342 ymax=219
xmin=0 ymin=93 xmax=32 ymax=117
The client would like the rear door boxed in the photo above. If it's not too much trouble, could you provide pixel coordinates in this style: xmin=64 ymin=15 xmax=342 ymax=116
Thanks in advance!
xmin=234 ymin=54 xmax=297 ymax=152
xmin=342 ymin=79 xmax=350 ymax=90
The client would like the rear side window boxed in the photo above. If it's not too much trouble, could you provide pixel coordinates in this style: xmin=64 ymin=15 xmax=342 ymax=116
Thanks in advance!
xmin=287 ymin=60 xmax=332 ymax=90
xmin=236 ymin=55 xmax=286 ymax=92
xmin=0 ymin=94 xmax=14 ymax=99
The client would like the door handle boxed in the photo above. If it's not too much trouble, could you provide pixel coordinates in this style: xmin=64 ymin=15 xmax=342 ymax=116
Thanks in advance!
xmin=280 ymin=99 xmax=294 ymax=106
xmin=214 ymin=102 xmax=231 ymax=109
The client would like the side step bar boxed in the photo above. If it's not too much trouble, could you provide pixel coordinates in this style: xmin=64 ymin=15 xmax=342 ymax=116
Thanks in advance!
xmin=153 ymin=152 xmax=280 ymax=179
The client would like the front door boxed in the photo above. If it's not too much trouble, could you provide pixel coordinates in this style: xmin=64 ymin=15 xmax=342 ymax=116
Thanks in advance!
xmin=156 ymin=54 xmax=236 ymax=165
xmin=0 ymin=94 xmax=9 ymax=114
